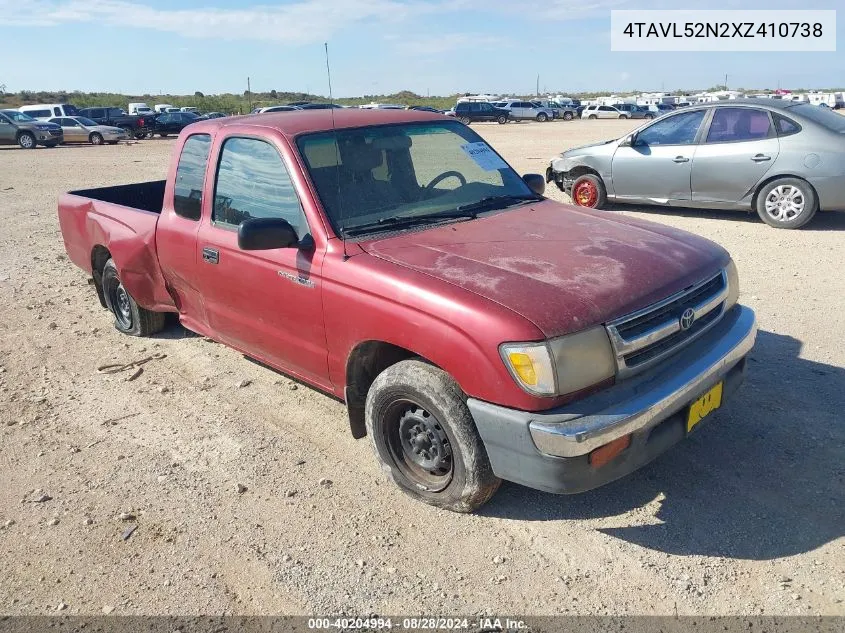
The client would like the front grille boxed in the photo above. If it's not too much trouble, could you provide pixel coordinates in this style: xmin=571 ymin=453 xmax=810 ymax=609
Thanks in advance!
xmin=607 ymin=270 xmax=728 ymax=377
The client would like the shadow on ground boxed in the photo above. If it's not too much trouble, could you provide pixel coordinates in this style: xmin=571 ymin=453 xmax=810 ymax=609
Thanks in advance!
xmin=481 ymin=329 xmax=845 ymax=560
xmin=603 ymin=202 xmax=845 ymax=232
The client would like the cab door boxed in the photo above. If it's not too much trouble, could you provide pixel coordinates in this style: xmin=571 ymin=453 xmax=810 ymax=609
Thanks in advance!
xmin=611 ymin=109 xmax=707 ymax=202
xmin=691 ymin=107 xmax=780 ymax=204
xmin=193 ymin=133 xmax=329 ymax=386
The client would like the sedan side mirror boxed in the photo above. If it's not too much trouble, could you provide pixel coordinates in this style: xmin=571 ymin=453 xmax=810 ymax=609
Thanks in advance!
xmin=620 ymin=134 xmax=634 ymax=147
xmin=238 ymin=217 xmax=300 ymax=250
xmin=522 ymin=173 xmax=546 ymax=196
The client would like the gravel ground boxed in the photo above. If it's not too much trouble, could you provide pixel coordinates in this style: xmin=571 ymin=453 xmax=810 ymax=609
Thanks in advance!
xmin=0 ymin=120 xmax=843 ymax=617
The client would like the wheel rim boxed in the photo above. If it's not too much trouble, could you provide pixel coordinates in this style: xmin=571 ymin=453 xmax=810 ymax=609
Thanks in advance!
xmin=573 ymin=180 xmax=598 ymax=207
xmin=764 ymin=185 xmax=805 ymax=222
xmin=20 ymin=134 xmax=34 ymax=148
xmin=383 ymin=399 xmax=453 ymax=492
xmin=459 ymin=117 xmax=470 ymax=124
xmin=105 ymin=275 xmax=133 ymax=329
xmin=92 ymin=134 xmax=102 ymax=145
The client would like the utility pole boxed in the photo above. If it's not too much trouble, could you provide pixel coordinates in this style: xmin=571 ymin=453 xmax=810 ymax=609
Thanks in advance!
xmin=247 ymin=77 xmax=252 ymax=112
xmin=725 ymin=73 xmax=728 ymax=90
xmin=536 ymin=74 xmax=540 ymax=96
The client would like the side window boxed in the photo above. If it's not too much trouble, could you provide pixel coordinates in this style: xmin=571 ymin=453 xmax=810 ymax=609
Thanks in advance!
xmin=89 ymin=109 xmax=103 ymax=119
xmin=53 ymin=107 xmax=61 ymax=116
xmin=213 ymin=137 xmax=307 ymax=237
xmin=773 ymin=113 xmax=801 ymax=137
xmin=636 ymin=110 xmax=706 ymax=146
xmin=469 ymin=103 xmax=480 ymax=112
xmin=479 ymin=103 xmax=492 ymax=112
xmin=706 ymin=108 xmax=772 ymax=143
xmin=173 ymin=134 xmax=212 ymax=221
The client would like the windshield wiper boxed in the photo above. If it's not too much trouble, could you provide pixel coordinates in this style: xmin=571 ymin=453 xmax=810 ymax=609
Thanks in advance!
xmin=342 ymin=209 xmax=480 ymax=237
xmin=454 ymin=193 xmax=542 ymax=214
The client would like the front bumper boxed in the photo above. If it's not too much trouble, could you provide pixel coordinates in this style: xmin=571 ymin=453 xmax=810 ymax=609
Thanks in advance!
xmin=468 ymin=305 xmax=757 ymax=494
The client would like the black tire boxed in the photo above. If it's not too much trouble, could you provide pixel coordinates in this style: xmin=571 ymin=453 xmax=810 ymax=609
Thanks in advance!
xmin=496 ymin=115 xmax=507 ymax=124
xmin=159 ymin=133 xmax=169 ymax=137
xmin=458 ymin=116 xmax=471 ymax=125
xmin=18 ymin=132 xmax=36 ymax=149
xmin=618 ymin=114 xmax=628 ymax=119
xmin=133 ymin=130 xmax=146 ymax=140
xmin=755 ymin=177 xmax=818 ymax=229
xmin=101 ymin=259 xmax=166 ymax=336
xmin=588 ymin=114 xmax=597 ymax=120
xmin=536 ymin=112 xmax=548 ymax=122
xmin=644 ymin=113 xmax=654 ymax=119
xmin=90 ymin=132 xmax=104 ymax=145
xmin=571 ymin=173 xmax=608 ymax=209
xmin=365 ymin=360 xmax=501 ymax=513
xmin=563 ymin=111 xmax=574 ymax=121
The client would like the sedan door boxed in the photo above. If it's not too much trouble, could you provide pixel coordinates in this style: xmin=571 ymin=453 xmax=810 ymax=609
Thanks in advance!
xmin=610 ymin=109 xmax=707 ymax=203
xmin=54 ymin=118 xmax=85 ymax=142
xmin=598 ymin=106 xmax=617 ymax=119
xmin=691 ymin=107 xmax=780 ymax=205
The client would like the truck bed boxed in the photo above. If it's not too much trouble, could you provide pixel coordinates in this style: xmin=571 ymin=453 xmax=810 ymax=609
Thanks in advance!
xmin=69 ymin=180 xmax=166 ymax=214
xmin=58 ymin=179 xmax=175 ymax=313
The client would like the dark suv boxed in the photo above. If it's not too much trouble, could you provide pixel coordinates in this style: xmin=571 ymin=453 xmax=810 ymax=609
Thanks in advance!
xmin=449 ymin=101 xmax=509 ymax=125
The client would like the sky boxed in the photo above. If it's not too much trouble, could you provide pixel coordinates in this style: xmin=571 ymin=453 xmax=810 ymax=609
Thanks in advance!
xmin=0 ymin=0 xmax=842 ymax=97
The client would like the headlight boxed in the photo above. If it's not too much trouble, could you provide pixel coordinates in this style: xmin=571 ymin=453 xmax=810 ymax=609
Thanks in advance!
xmin=549 ymin=326 xmax=616 ymax=395
xmin=725 ymin=259 xmax=739 ymax=310
xmin=501 ymin=326 xmax=617 ymax=397
xmin=36 ymin=125 xmax=51 ymax=130
xmin=500 ymin=342 xmax=556 ymax=397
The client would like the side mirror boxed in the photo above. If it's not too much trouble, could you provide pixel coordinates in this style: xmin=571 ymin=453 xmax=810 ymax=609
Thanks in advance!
xmin=522 ymin=173 xmax=546 ymax=196
xmin=238 ymin=217 xmax=300 ymax=250
xmin=619 ymin=134 xmax=633 ymax=147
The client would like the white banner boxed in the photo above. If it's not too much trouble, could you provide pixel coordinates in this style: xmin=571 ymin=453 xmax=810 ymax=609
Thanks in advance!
xmin=610 ymin=10 xmax=836 ymax=52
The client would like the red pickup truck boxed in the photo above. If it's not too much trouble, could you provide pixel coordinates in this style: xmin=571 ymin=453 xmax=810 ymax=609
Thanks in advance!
xmin=58 ymin=109 xmax=757 ymax=512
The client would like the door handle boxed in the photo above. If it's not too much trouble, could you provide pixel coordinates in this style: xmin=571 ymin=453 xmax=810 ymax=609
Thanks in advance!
xmin=673 ymin=156 xmax=690 ymax=163
xmin=751 ymin=154 xmax=771 ymax=162
xmin=202 ymin=247 xmax=219 ymax=264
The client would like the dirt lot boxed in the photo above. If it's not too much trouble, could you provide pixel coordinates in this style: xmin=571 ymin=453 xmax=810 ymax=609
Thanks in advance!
xmin=0 ymin=120 xmax=843 ymax=617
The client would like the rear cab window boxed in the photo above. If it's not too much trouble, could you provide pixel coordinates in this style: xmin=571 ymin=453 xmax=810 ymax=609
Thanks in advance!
xmin=173 ymin=134 xmax=212 ymax=220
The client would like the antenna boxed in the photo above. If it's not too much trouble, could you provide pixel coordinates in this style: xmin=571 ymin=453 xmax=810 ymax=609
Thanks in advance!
xmin=325 ymin=42 xmax=348 ymax=261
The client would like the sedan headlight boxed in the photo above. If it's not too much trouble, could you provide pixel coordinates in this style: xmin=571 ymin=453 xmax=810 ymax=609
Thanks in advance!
xmin=725 ymin=259 xmax=740 ymax=310
xmin=501 ymin=326 xmax=617 ymax=397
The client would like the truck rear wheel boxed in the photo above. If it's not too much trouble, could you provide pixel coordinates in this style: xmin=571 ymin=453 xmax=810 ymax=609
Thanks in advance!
xmin=101 ymin=259 xmax=166 ymax=336
xmin=365 ymin=360 xmax=501 ymax=513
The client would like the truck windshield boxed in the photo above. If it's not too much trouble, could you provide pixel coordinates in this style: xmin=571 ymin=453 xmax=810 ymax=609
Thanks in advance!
xmin=64 ymin=105 xmax=80 ymax=116
xmin=297 ymin=121 xmax=536 ymax=236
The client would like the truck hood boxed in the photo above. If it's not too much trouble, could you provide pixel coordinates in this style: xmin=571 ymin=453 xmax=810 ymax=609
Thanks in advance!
xmin=360 ymin=200 xmax=729 ymax=338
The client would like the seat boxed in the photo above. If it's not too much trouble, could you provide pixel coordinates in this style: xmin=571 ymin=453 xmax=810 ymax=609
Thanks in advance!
xmin=337 ymin=138 xmax=402 ymax=219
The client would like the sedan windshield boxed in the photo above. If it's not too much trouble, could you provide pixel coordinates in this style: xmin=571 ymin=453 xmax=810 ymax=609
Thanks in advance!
xmin=1 ymin=110 xmax=35 ymax=122
xmin=789 ymin=103 xmax=845 ymax=133
xmin=297 ymin=120 xmax=537 ymax=236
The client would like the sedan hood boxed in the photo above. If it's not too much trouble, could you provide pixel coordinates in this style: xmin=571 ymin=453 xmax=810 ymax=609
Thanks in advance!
xmin=361 ymin=201 xmax=729 ymax=337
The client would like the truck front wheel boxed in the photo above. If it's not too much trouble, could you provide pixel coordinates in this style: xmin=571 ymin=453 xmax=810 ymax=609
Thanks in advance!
xmin=365 ymin=360 xmax=501 ymax=513
xmin=101 ymin=259 xmax=166 ymax=336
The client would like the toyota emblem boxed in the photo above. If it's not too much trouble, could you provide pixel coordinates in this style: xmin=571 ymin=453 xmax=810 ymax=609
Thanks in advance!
xmin=679 ymin=308 xmax=696 ymax=331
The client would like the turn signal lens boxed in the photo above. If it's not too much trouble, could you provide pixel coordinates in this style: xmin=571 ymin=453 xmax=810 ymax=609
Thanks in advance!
xmin=589 ymin=434 xmax=632 ymax=468
xmin=500 ymin=343 xmax=556 ymax=397
xmin=725 ymin=259 xmax=740 ymax=310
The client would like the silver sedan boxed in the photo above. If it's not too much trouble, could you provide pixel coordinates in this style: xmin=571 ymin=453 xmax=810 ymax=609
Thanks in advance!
xmin=547 ymin=99 xmax=845 ymax=229
xmin=48 ymin=117 xmax=128 ymax=145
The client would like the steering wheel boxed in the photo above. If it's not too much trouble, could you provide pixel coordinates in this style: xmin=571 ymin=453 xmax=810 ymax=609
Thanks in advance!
xmin=426 ymin=171 xmax=467 ymax=191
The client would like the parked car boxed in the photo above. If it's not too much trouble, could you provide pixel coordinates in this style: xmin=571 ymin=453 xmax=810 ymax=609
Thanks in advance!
xmin=154 ymin=104 xmax=175 ymax=113
xmin=447 ymin=101 xmax=510 ymax=124
xmin=532 ymin=100 xmax=577 ymax=121
xmin=0 ymin=109 xmax=63 ymax=148
xmin=581 ymin=104 xmax=630 ymax=119
xmin=548 ymin=99 xmax=845 ymax=229
xmin=128 ymin=102 xmax=154 ymax=116
xmin=496 ymin=100 xmax=554 ymax=122
xmin=47 ymin=116 xmax=127 ymax=145
xmin=153 ymin=111 xmax=201 ymax=136
xmin=296 ymin=103 xmax=345 ymax=110
xmin=203 ymin=112 xmax=228 ymax=119
xmin=252 ymin=105 xmax=300 ymax=114
xmin=408 ymin=105 xmax=445 ymax=114
xmin=18 ymin=103 xmax=80 ymax=120
xmin=58 ymin=108 xmax=756 ymax=512
xmin=615 ymin=103 xmax=653 ymax=119
xmin=78 ymin=107 xmax=154 ymax=139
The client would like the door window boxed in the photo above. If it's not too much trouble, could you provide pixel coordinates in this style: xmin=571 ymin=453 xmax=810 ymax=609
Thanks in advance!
xmin=706 ymin=108 xmax=773 ymax=143
xmin=773 ymin=113 xmax=801 ymax=137
xmin=635 ymin=110 xmax=706 ymax=146
xmin=174 ymin=134 xmax=212 ymax=220
xmin=213 ymin=137 xmax=308 ymax=237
